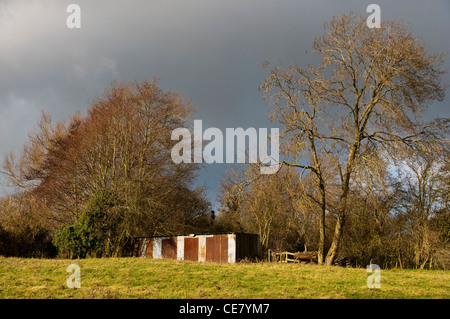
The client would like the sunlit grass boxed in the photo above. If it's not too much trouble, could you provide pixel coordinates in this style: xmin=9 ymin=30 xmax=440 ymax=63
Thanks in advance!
xmin=0 ymin=257 xmax=448 ymax=299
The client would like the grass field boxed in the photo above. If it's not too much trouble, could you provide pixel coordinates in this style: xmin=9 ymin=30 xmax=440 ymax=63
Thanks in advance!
xmin=0 ymin=257 xmax=449 ymax=299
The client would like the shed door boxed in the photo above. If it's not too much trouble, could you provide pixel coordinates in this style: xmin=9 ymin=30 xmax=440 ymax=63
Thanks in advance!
xmin=184 ymin=237 xmax=199 ymax=261
xmin=206 ymin=234 xmax=228 ymax=263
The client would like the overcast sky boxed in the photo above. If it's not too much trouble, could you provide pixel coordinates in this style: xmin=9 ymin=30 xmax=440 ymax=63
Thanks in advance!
xmin=0 ymin=0 xmax=449 ymax=209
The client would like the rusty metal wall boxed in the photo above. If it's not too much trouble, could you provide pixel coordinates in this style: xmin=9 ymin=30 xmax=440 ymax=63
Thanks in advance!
xmin=184 ymin=236 xmax=198 ymax=261
xmin=205 ymin=234 xmax=229 ymax=263
xmin=162 ymin=237 xmax=177 ymax=259
xmin=133 ymin=233 xmax=259 ymax=263
xmin=220 ymin=235 xmax=229 ymax=262
xmin=206 ymin=236 xmax=214 ymax=262
xmin=198 ymin=235 xmax=207 ymax=262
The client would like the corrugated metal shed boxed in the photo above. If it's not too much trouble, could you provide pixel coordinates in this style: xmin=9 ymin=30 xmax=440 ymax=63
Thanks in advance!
xmin=132 ymin=233 xmax=260 ymax=263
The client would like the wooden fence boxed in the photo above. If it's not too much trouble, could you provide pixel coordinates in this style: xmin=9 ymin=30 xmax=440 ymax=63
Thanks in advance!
xmin=268 ymin=250 xmax=318 ymax=263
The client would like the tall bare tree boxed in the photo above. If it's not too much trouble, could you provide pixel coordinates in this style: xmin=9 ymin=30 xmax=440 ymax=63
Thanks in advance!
xmin=260 ymin=13 xmax=448 ymax=265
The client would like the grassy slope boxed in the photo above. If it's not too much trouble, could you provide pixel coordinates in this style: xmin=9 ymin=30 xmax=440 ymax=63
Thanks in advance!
xmin=0 ymin=257 xmax=448 ymax=299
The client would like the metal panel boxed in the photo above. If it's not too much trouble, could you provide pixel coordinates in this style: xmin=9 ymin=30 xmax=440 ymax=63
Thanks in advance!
xmin=177 ymin=236 xmax=185 ymax=260
xmin=228 ymin=234 xmax=236 ymax=263
xmin=139 ymin=238 xmax=147 ymax=257
xmin=220 ymin=234 xmax=229 ymax=263
xmin=184 ymin=237 xmax=198 ymax=261
xmin=206 ymin=236 xmax=215 ymax=262
xmin=212 ymin=234 xmax=229 ymax=263
xmin=235 ymin=233 xmax=260 ymax=261
xmin=198 ymin=235 xmax=206 ymax=262
xmin=162 ymin=237 xmax=177 ymax=259
xmin=200 ymin=235 xmax=214 ymax=262
xmin=146 ymin=238 xmax=153 ymax=258
xmin=153 ymin=237 xmax=162 ymax=259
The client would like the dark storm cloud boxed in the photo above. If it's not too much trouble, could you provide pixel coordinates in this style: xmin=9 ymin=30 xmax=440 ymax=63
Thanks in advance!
xmin=1 ymin=0 xmax=449 ymax=205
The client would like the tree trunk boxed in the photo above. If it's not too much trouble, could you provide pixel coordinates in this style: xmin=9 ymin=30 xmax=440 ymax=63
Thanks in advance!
xmin=398 ymin=251 xmax=403 ymax=269
xmin=325 ymin=171 xmax=351 ymax=266
xmin=325 ymin=140 xmax=358 ymax=266
xmin=325 ymin=210 xmax=344 ymax=266
xmin=317 ymin=191 xmax=326 ymax=265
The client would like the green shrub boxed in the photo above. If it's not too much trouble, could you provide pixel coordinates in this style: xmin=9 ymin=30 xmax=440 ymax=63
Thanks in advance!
xmin=52 ymin=190 xmax=114 ymax=258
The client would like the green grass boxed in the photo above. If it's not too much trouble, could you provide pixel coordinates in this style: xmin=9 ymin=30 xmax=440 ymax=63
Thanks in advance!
xmin=0 ymin=257 xmax=448 ymax=299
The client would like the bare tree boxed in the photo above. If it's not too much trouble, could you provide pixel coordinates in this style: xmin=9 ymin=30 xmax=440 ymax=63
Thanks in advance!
xmin=396 ymin=153 xmax=448 ymax=268
xmin=217 ymin=165 xmax=314 ymax=253
xmin=260 ymin=13 xmax=448 ymax=265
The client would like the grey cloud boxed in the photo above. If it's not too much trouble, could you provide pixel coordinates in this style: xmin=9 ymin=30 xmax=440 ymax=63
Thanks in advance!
xmin=0 ymin=0 xmax=448 ymax=204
